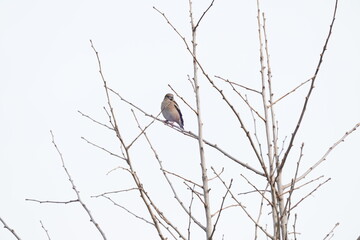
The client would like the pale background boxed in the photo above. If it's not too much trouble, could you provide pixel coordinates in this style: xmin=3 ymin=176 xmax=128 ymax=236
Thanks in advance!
xmin=0 ymin=0 xmax=359 ymax=239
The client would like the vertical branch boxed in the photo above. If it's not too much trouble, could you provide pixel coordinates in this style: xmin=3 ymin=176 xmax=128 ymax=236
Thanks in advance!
xmin=292 ymin=214 xmax=298 ymax=240
xmin=256 ymin=0 xmax=280 ymax=238
xmin=188 ymin=0 xmax=213 ymax=239
xmin=262 ymin=11 xmax=288 ymax=240
xmin=187 ymin=185 xmax=196 ymax=240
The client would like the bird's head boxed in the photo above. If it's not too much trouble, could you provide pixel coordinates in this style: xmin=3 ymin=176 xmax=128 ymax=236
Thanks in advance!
xmin=164 ymin=93 xmax=174 ymax=101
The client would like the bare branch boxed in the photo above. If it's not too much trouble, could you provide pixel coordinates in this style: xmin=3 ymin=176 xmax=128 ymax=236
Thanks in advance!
xmin=153 ymin=6 xmax=267 ymax=177
xmin=211 ymin=204 xmax=241 ymax=218
xmin=78 ymin=110 xmax=113 ymax=130
xmin=240 ymin=174 xmax=273 ymax=207
xmin=215 ymin=76 xmax=265 ymax=121
xmin=101 ymin=195 xmax=154 ymax=226
xmin=91 ymin=40 xmax=172 ymax=239
xmin=81 ymin=136 xmax=127 ymax=161
xmin=187 ymin=74 xmax=196 ymax=92
xmin=187 ymin=185 xmax=196 ymax=240
xmin=131 ymin=109 xmax=206 ymax=231
xmin=163 ymin=169 xmax=202 ymax=189
xmin=0 ymin=217 xmax=22 ymax=240
xmin=283 ymin=143 xmax=304 ymax=221
xmin=49 ymin=130 xmax=108 ymax=239
xmin=290 ymin=178 xmax=331 ymax=211
xmin=188 ymin=0 xmax=214 ymax=237
xmin=194 ymin=0 xmax=216 ymax=31
xmin=268 ymin=78 xmax=312 ymax=108
xmin=91 ymin=188 xmax=139 ymax=198
xmin=126 ymin=108 xmax=163 ymax=149
xmin=208 ymin=167 xmax=224 ymax=181
xmin=323 ymin=222 xmax=340 ymax=240
xmin=25 ymin=199 xmax=79 ymax=204
xmin=211 ymin=167 xmax=273 ymax=239
xmin=256 ymin=3 xmax=281 ymax=238
xmin=292 ymin=214 xmax=298 ymax=240
xmin=214 ymin=75 xmax=262 ymax=94
xmin=168 ymin=84 xmax=197 ymax=115
xmin=40 ymin=220 xmax=51 ymax=240
xmin=250 ymin=105 xmax=265 ymax=163
xmin=283 ymin=122 xmax=360 ymax=189
xmin=282 ymin=175 xmax=324 ymax=194
xmin=256 ymin=189 xmax=267 ymax=240
xmin=184 ymin=181 xmax=205 ymax=204
xmin=210 ymin=179 xmax=233 ymax=239
xmin=238 ymin=189 xmax=270 ymax=196
xmin=279 ymin=0 xmax=339 ymax=170
xmin=106 ymin=165 xmax=131 ymax=175
xmin=104 ymin=75 xmax=264 ymax=176
xmin=199 ymin=135 xmax=265 ymax=176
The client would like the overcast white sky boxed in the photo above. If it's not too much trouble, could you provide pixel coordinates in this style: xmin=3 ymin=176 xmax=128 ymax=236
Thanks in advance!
xmin=1 ymin=0 xmax=359 ymax=239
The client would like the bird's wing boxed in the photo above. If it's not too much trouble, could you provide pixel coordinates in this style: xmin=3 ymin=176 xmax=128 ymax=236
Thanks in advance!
xmin=173 ymin=100 xmax=184 ymax=128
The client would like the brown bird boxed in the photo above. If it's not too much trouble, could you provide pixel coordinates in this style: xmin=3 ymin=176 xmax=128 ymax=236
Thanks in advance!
xmin=161 ymin=93 xmax=184 ymax=129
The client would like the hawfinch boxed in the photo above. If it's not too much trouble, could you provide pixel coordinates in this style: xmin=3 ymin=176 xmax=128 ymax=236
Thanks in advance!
xmin=161 ymin=93 xmax=184 ymax=129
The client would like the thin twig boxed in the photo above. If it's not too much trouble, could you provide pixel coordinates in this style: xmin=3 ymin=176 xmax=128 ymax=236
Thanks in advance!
xmin=208 ymin=167 xmax=224 ymax=181
xmin=289 ymin=178 xmax=331 ymax=211
xmin=91 ymin=188 xmax=139 ymax=198
xmin=238 ymin=189 xmax=270 ymax=196
xmin=193 ymin=0 xmax=216 ymax=31
xmin=268 ymin=78 xmax=312 ymax=108
xmin=168 ymin=84 xmax=197 ymax=114
xmin=49 ymin=130 xmax=107 ymax=239
xmin=210 ymin=179 xmax=233 ymax=239
xmin=126 ymin=108 xmax=163 ymax=149
xmin=187 ymin=74 xmax=196 ymax=92
xmin=211 ymin=167 xmax=274 ymax=239
xmin=215 ymin=76 xmax=265 ymax=121
xmin=184 ymin=181 xmax=205 ymax=204
xmin=283 ymin=143 xmax=304 ymax=222
xmin=81 ymin=136 xmax=127 ymax=161
xmin=323 ymin=222 xmax=340 ymax=240
xmin=25 ymin=199 xmax=79 ymax=204
xmin=292 ymin=214 xmax=298 ymax=240
xmin=0 ymin=217 xmax=22 ymax=240
xmin=249 ymin=104 xmax=265 ymax=163
xmin=283 ymin=122 xmax=360 ymax=189
xmin=163 ymin=169 xmax=202 ymax=189
xmin=214 ymin=75 xmax=262 ymax=94
xmin=240 ymin=174 xmax=273 ymax=207
xmin=279 ymin=0 xmax=339 ymax=171
xmin=40 ymin=220 xmax=51 ymax=240
xmin=211 ymin=204 xmax=241 ymax=218
xmin=78 ymin=110 xmax=113 ymax=130
xmin=106 ymin=165 xmax=131 ymax=175
xmin=100 ymin=195 xmax=154 ymax=226
xmin=282 ymin=175 xmax=324 ymax=194
xmin=187 ymin=185 xmax=195 ymax=240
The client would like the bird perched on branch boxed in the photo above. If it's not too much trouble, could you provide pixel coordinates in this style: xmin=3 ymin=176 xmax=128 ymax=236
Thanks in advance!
xmin=161 ymin=93 xmax=184 ymax=129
